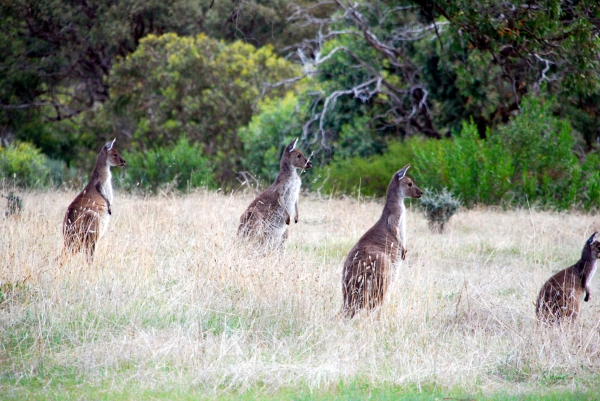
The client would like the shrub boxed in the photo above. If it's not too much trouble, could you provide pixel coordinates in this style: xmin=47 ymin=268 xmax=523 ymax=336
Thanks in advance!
xmin=578 ymin=151 xmax=600 ymax=210
xmin=122 ymin=138 xmax=214 ymax=193
xmin=0 ymin=142 xmax=50 ymax=188
xmin=420 ymin=189 xmax=461 ymax=233
xmin=104 ymin=33 xmax=298 ymax=180
xmin=238 ymin=91 xmax=305 ymax=183
xmin=316 ymin=95 xmax=600 ymax=210
xmin=414 ymin=96 xmax=588 ymax=210
xmin=3 ymin=191 xmax=23 ymax=217
xmin=413 ymin=122 xmax=514 ymax=207
xmin=313 ymin=138 xmax=427 ymax=197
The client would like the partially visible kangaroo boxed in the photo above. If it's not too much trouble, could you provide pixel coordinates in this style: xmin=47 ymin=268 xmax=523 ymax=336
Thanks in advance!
xmin=63 ymin=139 xmax=126 ymax=262
xmin=341 ymin=164 xmax=423 ymax=318
xmin=238 ymin=138 xmax=312 ymax=251
xmin=536 ymin=231 xmax=600 ymax=324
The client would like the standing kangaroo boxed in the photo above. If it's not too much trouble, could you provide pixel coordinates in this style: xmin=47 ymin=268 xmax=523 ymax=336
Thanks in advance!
xmin=341 ymin=164 xmax=423 ymax=318
xmin=536 ymin=232 xmax=600 ymax=323
xmin=63 ymin=139 xmax=126 ymax=261
xmin=238 ymin=138 xmax=312 ymax=251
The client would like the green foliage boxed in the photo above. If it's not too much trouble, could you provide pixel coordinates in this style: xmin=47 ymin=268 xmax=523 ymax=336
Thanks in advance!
xmin=413 ymin=96 xmax=596 ymax=209
xmin=0 ymin=142 xmax=50 ymax=188
xmin=413 ymin=122 xmax=515 ymax=206
xmin=314 ymin=138 xmax=425 ymax=197
xmin=320 ymin=96 xmax=600 ymax=210
xmin=122 ymin=137 xmax=214 ymax=193
xmin=311 ymin=37 xmax=397 ymax=158
xmin=579 ymin=151 xmax=600 ymax=210
xmin=420 ymin=189 xmax=461 ymax=233
xmin=435 ymin=0 xmax=600 ymax=96
xmin=238 ymin=91 xmax=305 ymax=182
xmin=102 ymin=33 xmax=298 ymax=180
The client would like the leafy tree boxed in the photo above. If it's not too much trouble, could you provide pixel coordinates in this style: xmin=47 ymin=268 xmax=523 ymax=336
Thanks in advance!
xmin=0 ymin=0 xmax=322 ymax=161
xmin=122 ymin=137 xmax=214 ymax=193
xmin=238 ymin=91 xmax=306 ymax=182
xmin=286 ymin=0 xmax=600 ymax=149
xmin=102 ymin=33 xmax=298 ymax=181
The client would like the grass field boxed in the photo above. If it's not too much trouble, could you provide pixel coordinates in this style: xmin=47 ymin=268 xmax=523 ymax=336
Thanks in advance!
xmin=1 ymin=189 xmax=600 ymax=400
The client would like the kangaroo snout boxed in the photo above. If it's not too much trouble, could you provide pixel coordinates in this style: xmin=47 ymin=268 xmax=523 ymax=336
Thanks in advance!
xmin=415 ymin=188 xmax=423 ymax=198
xmin=305 ymin=160 xmax=312 ymax=169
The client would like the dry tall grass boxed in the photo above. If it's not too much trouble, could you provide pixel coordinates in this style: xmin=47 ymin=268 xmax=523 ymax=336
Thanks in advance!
xmin=1 ymin=189 xmax=600 ymax=396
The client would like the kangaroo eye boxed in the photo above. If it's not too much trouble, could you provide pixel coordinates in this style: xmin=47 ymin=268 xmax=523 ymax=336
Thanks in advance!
xmin=297 ymin=154 xmax=301 ymax=158
xmin=408 ymin=182 xmax=412 ymax=187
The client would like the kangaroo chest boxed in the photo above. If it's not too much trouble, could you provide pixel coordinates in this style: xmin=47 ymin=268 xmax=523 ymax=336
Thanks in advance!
xmin=387 ymin=204 xmax=406 ymax=245
xmin=398 ymin=208 xmax=406 ymax=245
xmin=98 ymin=171 xmax=114 ymax=204
xmin=584 ymin=260 xmax=597 ymax=288
xmin=280 ymin=172 xmax=301 ymax=214
xmin=386 ymin=203 xmax=406 ymax=276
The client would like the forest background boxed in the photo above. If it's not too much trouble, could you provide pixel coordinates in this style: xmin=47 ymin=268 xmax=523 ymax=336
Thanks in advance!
xmin=2 ymin=0 xmax=600 ymax=209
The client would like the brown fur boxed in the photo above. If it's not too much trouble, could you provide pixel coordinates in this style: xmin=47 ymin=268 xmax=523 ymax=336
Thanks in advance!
xmin=63 ymin=139 xmax=126 ymax=261
xmin=238 ymin=138 xmax=311 ymax=251
xmin=341 ymin=164 xmax=423 ymax=318
xmin=536 ymin=232 xmax=600 ymax=324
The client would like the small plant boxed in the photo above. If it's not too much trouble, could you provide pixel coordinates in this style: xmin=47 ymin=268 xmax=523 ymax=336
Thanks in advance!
xmin=420 ymin=189 xmax=460 ymax=233
xmin=122 ymin=137 xmax=215 ymax=193
xmin=3 ymin=191 xmax=23 ymax=217
xmin=0 ymin=142 xmax=50 ymax=188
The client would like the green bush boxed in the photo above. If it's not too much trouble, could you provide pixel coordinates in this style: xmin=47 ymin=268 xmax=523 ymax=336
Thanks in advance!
xmin=313 ymin=138 xmax=427 ymax=197
xmin=316 ymin=96 xmax=600 ymax=210
xmin=122 ymin=138 xmax=214 ymax=193
xmin=413 ymin=122 xmax=514 ymax=207
xmin=414 ymin=96 xmax=584 ymax=209
xmin=579 ymin=151 xmax=600 ymax=210
xmin=0 ymin=142 xmax=51 ymax=188
xmin=238 ymin=91 xmax=305 ymax=182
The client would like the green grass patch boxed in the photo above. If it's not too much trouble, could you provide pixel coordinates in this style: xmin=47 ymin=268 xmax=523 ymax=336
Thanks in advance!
xmin=1 ymin=376 xmax=598 ymax=400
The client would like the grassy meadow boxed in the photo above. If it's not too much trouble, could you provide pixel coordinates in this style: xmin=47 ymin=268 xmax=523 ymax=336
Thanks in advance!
xmin=1 ymin=189 xmax=600 ymax=399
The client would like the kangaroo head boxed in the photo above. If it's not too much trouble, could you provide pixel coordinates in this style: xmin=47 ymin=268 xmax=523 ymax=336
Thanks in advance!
xmin=582 ymin=231 xmax=600 ymax=260
xmin=104 ymin=138 xmax=126 ymax=167
xmin=283 ymin=138 xmax=312 ymax=170
xmin=392 ymin=164 xmax=422 ymax=199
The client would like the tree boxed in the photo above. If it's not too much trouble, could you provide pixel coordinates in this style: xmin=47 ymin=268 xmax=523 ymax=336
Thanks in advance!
xmin=0 ymin=0 xmax=323 ymax=158
xmin=284 ymin=0 xmax=600 ymax=148
xmin=100 ymin=33 xmax=298 ymax=180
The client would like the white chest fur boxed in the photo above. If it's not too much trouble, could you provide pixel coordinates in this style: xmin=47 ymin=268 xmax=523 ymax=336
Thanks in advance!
xmin=99 ymin=169 xmax=114 ymax=204
xmin=281 ymin=170 xmax=301 ymax=215
xmin=398 ymin=201 xmax=406 ymax=246
xmin=585 ymin=260 xmax=597 ymax=288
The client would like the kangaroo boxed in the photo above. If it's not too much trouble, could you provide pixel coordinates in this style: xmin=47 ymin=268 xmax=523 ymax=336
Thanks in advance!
xmin=341 ymin=164 xmax=423 ymax=318
xmin=238 ymin=138 xmax=312 ymax=251
xmin=536 ymin=232 xmax=600 ymax=324
xmin=63 ymin=139 xmax=126 ymax=261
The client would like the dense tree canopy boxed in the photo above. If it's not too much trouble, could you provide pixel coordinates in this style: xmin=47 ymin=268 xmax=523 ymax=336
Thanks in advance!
xmin=102 ymin=33 xmax=297 ymax=179
xmin=0 ymin=0 xmax=317 ymax=146
xmin=283 ymin=0 xmax=600 ymax=146
xmin=2 ymin=0 xmax=600 ymax=202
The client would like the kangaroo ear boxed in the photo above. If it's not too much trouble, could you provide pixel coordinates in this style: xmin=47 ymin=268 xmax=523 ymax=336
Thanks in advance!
xmin=287 ymin=138 xmax=298 ymax=153
xmin=105 ymin=138 xmax=116 ymax=151
xmin=588 ymin=231 xmax=598 ymax=244
xmin=396 ymin=164 xmax=411 ymax=180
